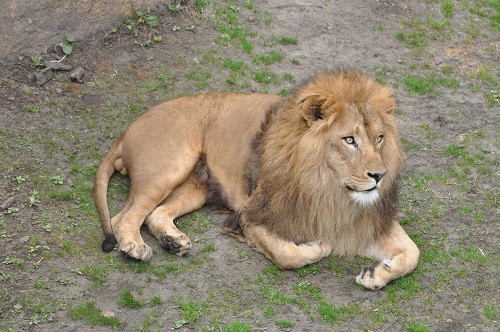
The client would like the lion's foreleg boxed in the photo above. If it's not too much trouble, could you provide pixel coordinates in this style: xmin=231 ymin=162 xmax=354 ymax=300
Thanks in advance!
xmin=355 ymin=222 xmax=419 ymax=290
xmin=243 ymin=225 xmax=332 ymax=269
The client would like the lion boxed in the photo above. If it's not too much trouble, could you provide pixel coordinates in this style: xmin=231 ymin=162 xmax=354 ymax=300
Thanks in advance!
xmin=94 ymin=70 xmax=419 ymax=290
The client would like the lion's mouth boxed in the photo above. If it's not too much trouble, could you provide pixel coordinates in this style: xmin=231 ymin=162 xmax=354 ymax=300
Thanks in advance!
xmin=346 ymin=185 xmax=377 ymax=193
xmin=346 ymin=186 xmax=380 ymax=206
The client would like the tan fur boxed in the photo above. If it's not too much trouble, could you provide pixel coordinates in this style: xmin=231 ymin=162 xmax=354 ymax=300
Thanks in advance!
xmin=94 ymin=70 xmax=419 ymax=289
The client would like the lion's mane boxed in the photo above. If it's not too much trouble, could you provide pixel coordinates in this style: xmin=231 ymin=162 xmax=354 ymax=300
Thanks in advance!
xmin=238 ymin=70 xmax=404 ymax=256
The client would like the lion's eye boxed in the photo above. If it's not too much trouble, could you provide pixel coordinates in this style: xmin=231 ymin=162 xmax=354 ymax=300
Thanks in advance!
xmin=343 ymin=136 xmax=356 ymax=146
xmin=376 ymin=135 xmax=384 ymax=143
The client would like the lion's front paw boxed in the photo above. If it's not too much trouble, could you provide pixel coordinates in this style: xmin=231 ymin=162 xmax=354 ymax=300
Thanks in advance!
xmin=158 ymin=233 xmax=192 ymax=257
xmin=119 ymin=241 xmax=153 ymax=261
xmin=355 ymin=263 xmax=390 ymax=290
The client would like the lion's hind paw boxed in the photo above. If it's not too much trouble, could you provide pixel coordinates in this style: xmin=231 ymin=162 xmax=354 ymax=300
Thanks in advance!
xmin=158 ymin=233 xmax=192 ymax=257
xmin=119 ymin=241 xmax=153 ymax=261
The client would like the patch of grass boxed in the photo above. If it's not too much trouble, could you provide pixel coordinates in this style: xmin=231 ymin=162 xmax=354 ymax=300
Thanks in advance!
xmin=202 ymin=243 xmax=216 ymax=252
xmin=178 ymin=300 xmax=208 ymax=324
xmin=451 ymin=246 xmax=487 ymax=264
xmin=403 ymin=73 xmax=459 ymax=95
xmin=260 ymin=285 xmax=297 ymax=305
xmin=318 ymin=301 xmax=359 ymax=324
xmin=280 ymin=36 xmax=298 ymax=45
xmin=185 ymin=69 xmax=213 ymax=91
xmin=386 ymin=277 xmax=422 ymax=302
xmin=222 ymin=321 xmax=252 ymax=332
xmin=214 ymin=3 xmax=255 ymax=53
xmin=484 ymin=304 xmax=497 ymax=320
xmin=254 ymin=70 xmax=280 ymax=85
xmin=81 ymin=264 xmax=108 ymax=285
xmin=405 ymin=322 xmax=430 ymax=332
xmin=276 ymin=319 xmax=294 ymax=328
xmin=441 ymin=0 xmax=454 ymax=19
xmin=118 ymin=290 xmax=143 ymax=308
xmin=69 ymin=301 xmax=121 ymax=327
xmin=395 ymin=19 xmax=428 ymax=53
xmin=296 ymin=263 xmax=320 ymax=277
xmin=252 ymin=51 xmax=284 ymax=65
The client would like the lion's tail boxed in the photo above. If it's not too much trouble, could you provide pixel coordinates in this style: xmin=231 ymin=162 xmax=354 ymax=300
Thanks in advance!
xmin=94 ymin=136 xmax=124 ymax=252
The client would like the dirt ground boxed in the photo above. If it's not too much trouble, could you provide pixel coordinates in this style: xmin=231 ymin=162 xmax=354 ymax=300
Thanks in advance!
xmin=0 ymin=1 xmax=498 ymax=331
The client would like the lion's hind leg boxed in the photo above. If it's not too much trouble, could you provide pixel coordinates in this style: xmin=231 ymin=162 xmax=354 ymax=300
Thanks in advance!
xmin=145 ymin=175 xmax=207 ymax=257
xmin=244 ymin=225 xmax=332 ymax=269
xmin=355 ymin=222 xmax=420 ymax=290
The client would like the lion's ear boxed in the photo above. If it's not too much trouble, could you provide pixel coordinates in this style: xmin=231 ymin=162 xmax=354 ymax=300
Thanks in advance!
xmin=298 ymin=95 xmax=324 ymax=126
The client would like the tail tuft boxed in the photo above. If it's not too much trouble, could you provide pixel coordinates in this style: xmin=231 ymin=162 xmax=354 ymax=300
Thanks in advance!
xmin=102 ymin=234 xmax=117 ymax=252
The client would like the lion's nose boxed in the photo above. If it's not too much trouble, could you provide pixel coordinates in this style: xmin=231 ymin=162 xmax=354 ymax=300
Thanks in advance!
xmin=367 ymin=171 xmax=386 ymax=183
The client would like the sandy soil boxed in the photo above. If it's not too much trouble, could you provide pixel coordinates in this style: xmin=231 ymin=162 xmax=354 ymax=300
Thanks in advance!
xmin=0 ymin=1 xmax=498 ymax=331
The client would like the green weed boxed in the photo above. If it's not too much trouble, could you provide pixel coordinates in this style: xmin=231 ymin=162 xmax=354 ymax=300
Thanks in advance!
xmin=280 ymin=36 xmax=298 ymax=45
xmin=252 ymin=51 xmax=284 ymax=65
xmin=441 ymin=0 xmax=454 ymax=19
xmin=484 ymin=304 xmax=497 ymax=320
xmin=318 ymin=301 xmax=359 ymax=324
xmin=222 ymin=321 xmax=252 ymax=332
xmin=118 ymin=290 xmax=143 ymax=308
xmin=69 ymin=301 xmax=121 ymax=327
xmin=254 ymin=70 xmax=280 ymax=85
xmin=276 ymin=319 xmax=294 ymax=328
xmin=405 ymin=322 xmax=430 ymax=332
xmin=178 ymin=300 xmax=208 ymax=323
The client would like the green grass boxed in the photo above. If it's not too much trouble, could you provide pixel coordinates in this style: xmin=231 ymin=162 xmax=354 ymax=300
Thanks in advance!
xmin=117 ymin=290 xmax=143 ymax=308
xmin=69 ymin=301 xmax=121 ymax=327
xmin=405 ymin=322 xmax=430 ymax=332
xmin=441 ymin=0 xmax=454 ymax=19
xmin=279 ymin=36 xmax=298 ymax=45
xmin=222 ymin=321 xmax=252 ymax=332
xmin=276 ymin=319 xmax=294 ymax=328
xmin=403 ymin=73 xmax=459 ymax=95
xmin=252 ymin=51 xmax=284 ymax=65
xmin=318 ymin=301 xmax=359 ymax=324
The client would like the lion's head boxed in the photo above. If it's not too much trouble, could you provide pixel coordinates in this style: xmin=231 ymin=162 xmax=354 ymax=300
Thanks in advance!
xmin=243 ymin=70 xmax=404 ymax=251
xmin=294 ymin=71 xmax=403 ymax=207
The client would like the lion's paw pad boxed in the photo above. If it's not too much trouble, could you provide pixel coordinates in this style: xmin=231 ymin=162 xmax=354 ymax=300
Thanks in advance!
xmin=159 ymin=233 xmax=191 ymax=257
xmin=119 ymin=242 xmax=152 ymax=261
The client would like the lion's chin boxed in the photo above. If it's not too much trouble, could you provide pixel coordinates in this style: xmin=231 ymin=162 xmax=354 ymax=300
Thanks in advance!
xmin=348 ymin=190 xmax=380 ymax=206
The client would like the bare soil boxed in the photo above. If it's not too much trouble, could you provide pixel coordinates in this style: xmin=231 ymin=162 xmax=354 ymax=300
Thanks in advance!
xmin=0 ymin=1 xmax=498 ymax=331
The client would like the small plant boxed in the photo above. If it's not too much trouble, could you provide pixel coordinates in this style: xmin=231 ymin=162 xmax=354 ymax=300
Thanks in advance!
xmin=30 ymin=55 xmax=45 ymax=69
xmin=118 ymin=290 xmax=143 ymax=308
xmin=172 ymin=25 xmax=180 ymax=32
xmin=441 ymin=0 xmax=454 ymax=19
xmin=50 ymin=175 xmax=64 ymax=185
xmin=15 ymin=175 xmax=27 ymax=184
xmin=6 ymin=207 xmax=19 ymax=215
xmin=3 ymin=257 xmax=24 ymax=266
xmin=58 ymin=277 xmax=76 ymax=285
xmin=42 ymin=223 xmax=52 ymax=233
xmin=276 ymin=319 xmax=294 ymax=328
xmin=60 ymin=35 xmax=75 ymax=55
xmin=405 ymin=322 xmax=430 ymax=332
xmin=172 ymin=319 xmax=188 ymax=329
xmin=29 ymin=190 xmax=40 ymax=207
xmin=279 ymin=36 xmax=298 ymax=45
xmin=168 ymin=3 xmax=182 ymax=13
xmin=27 ymin=104 xmax=39 ymax=113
